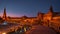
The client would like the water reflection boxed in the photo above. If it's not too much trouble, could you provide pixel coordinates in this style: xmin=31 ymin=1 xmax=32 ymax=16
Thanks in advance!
xmin=7 ymin=24 xmax=32 ymax=34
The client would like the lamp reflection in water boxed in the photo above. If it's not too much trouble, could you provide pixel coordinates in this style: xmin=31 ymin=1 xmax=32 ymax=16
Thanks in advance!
xmin=24 ymin=27 xmax=26 ymax=32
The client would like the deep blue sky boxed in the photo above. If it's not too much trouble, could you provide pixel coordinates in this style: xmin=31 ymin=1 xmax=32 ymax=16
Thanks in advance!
xmin=0 ymin=0 xmax=60 ymax=17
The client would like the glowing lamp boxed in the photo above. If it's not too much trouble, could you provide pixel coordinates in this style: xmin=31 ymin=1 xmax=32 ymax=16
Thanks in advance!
xmin=2 ymin=32 xmax=6 ymax=34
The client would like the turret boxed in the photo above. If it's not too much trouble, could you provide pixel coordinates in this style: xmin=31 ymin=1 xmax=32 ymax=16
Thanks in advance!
xmin=3 ymin=8 xmax=7 ymax=20
xmin=47 ymin=6 xmax=53 ymax=14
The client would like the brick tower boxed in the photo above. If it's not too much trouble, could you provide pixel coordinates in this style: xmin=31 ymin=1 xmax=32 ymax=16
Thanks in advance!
xmin=3 ymin=8 xmax=7 ymax=20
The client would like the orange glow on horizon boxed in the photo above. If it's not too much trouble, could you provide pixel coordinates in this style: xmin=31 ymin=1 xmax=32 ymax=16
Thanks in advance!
xmin=0 ymin=12 xmax=23 ymax=17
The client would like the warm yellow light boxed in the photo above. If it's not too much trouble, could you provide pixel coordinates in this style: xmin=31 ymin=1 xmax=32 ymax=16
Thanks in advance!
xmin=2 ymin=32 xmax=6 ymax=34
xmin=24 ymin=27 xmax=26 ymax=32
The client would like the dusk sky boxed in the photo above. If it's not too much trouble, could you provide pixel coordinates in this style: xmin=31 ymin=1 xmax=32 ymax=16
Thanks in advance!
xmin=0 ymin=0 xmax=60 ymax=17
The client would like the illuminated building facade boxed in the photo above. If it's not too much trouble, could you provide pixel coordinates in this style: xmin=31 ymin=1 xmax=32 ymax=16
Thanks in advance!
xmin=1 ymin=6 xmax=60 ymax=24
xmin=0 ymin=6 xmax=60 ymax=32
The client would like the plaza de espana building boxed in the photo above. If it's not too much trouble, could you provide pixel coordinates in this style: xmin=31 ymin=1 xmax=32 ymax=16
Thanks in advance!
xmin=0 ymin=6 xmax=60 ymax=32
